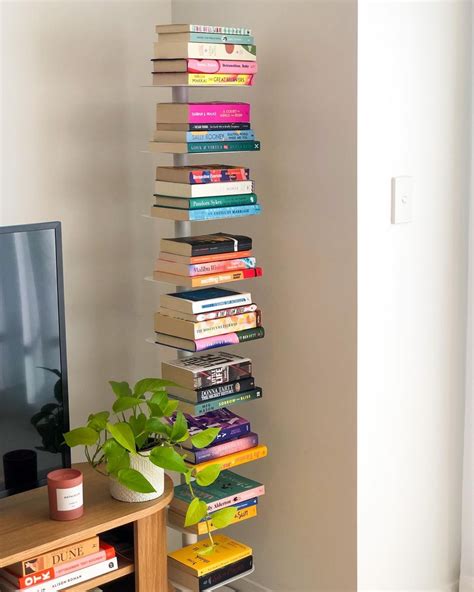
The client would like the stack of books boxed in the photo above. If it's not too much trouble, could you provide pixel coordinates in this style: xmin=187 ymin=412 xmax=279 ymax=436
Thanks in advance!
xmin=162 ymin=351 xmax=263 ymax=415
xmin=152 ymin=24 xmax=257 ymax=87
xmin=153 ymin=232 xmax=262 ymax=286
xmin=168 ymin=535 xmax=254 ymax=591
xmin=149 ymin=102 xmax=260 ymax=154
xmin=151 ymin=164 xmax=261 ymax=221
xmin=0 ymin=537 xmax=118 ymax=592
xmin=168 ymin=469 xmax=264 ymax=535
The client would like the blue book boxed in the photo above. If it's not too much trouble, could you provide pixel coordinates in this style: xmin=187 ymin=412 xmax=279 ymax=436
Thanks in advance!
xmin=152 ymin=204 xmax=261 ymax=221
xmin=185 ymin=130 xmax=255 ymax=143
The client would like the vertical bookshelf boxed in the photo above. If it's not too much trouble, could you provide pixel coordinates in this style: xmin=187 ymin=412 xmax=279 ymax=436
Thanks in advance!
xmin=146 ymin=25 xmax=263 ymax=590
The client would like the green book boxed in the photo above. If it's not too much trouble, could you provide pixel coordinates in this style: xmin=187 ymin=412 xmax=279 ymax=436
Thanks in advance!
xmin=154 ymin=193 xmax=258 ymax=210
xmin=171 ymin=470 xmax=265 ymax=514
xmin=173 ymin=387 xmax=263 ymax=415
xmin=189 ymin=140 xmax=260 ymax=153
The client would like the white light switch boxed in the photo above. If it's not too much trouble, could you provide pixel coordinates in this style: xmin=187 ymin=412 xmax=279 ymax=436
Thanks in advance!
xmin=391 ymin=176 xmax=413 ymax=224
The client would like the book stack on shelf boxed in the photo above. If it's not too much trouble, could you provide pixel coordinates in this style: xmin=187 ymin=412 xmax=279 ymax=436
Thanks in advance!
xmin=168 ymin=536 xmax=253 ymax=592
xmin=152 ymin=24 xmax=257 ymax=87
xmin=149 ymin=101 xmax=261 ymax=155
xmin=0 ymin=537 xmax=118 ymax=592
xmin=151 ymin=165 xmax=260 ymax=221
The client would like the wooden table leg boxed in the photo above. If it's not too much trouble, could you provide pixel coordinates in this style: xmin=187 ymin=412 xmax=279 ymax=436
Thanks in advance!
xmin=134 ymin=509 xmax=168 ymax=591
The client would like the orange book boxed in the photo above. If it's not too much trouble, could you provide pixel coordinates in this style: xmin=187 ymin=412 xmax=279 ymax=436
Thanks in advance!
xmin=153 ymin=267 xmax=262 ymax=288
xmin=159 ymin=250 xmax=252 ymax=265
xmin=190 ymin=445 xmax=268 ymax=473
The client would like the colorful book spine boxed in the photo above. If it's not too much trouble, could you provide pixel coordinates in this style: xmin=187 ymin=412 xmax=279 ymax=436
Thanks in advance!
xmin=188 ymin=103 xmax=250 ymax=123
xmin=191 ymin=327 xmax=265 ymax=352
xmin=157 ymin=257 xmax=257 ymax=276
xmin=156 ymin=194 xmax=257 ymax=210
xmin=154 ymin=43 xmax=257 ymax=62
xmin=152 ymin=204 xmax=261 ymax=221
xmin=160 ymin=290 xmax=252 ymax=314
xmin=175 ymin=387 xmax=263 ymax=416
xmin=191 ymin=445 xmax=268 ymax=473
xmin=188 ymin=140 xmax=260 ymax=153
xmin=169 ymin=33 xmax=255 ymax=44
xmin=153 ymin=267 xmax=263 ymax=288
xmin=189 ymin=26 xmax=252 ymax=35
xmin=182 ymin=432 xmax=259 ymax=464
xmin=171 ymin=73 xmax=255 ymax=86
xmin=168 ymin=556 xmax=254 ymax=592
xmin=187 ymin=59 xmax=258 ymax=74
xmin=170 ymin=376 xmax=256 ymax=402
xmin=0 ymin=559 xmax=118 ymax=592
xmin=168 ymin=503 xmax=257 ymax=535
xmin=155 ymin=311 xmax=260 ymax=339
xmin=186 ymin=166 xmax=250 ymax=183
xmin=192 ymin=303 xmax=259 ymax=322
xmin=181 ymin=130 xmax=255 ymax=142
xmin=181 ymin=123 xmax=251 ymax=132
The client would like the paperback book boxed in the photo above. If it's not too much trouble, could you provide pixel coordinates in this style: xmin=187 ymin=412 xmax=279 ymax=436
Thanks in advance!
xmin=191 ymin=445 xmax=268 ymax=473
xmin=155 ymin=165 xmax=250 ymax=184
xmin=148 ymin=140 xmax=261 ymax=154
xmin=152 ymin=59 xmax=258 ymax=75
xmin=159 ymin=303 xmax=258 ymax=323
xmin=155 ymin=33 xmax=254 ymax=44
xmin=154 ymin=326 xmax=265 ymax=352
xmin=152 ymin=267 xmax=262 ymax=288
xmin=168 ymin=555 xmax=253 ymax=592
xmin=157 ymin=122 xmax=251 ymax=131
xmin=160 ymin=287 xmax=253 ymax=314
xmin=168 ymin=376 xmax=256 ymax=402
xmin=153 ymin=129 xmax=254 ymax=143
xmin=156 ymin=102 xmax=250 ymax=124
xmin=160 ymin=233 xmax=252 ymax=257
xmin=155 ymin=257 xmax=257 ymax=277
xmin=154 ymin=42 xmax=257 ymax=61
xmin=168 ymin=408 xmax=250 ymax=447
xmin=153 ymin=73 xmax=255 ymax=86
xmin=150 ymin=204 xmax=261 ymax=222
xmin=155 ymin=179 xmax=253 ymax=198
xmin=155 ymin=25 xmax=252 ymax=36
xmin=154 ymin=193 xmax=257 ymax=210
xmin=159 ymin=250 xmax=253 ymax=265
xmin=179 ymin=432 xmax=259 ymax=464
xmin=168 ymin=501 xmax=257 ymax=534
xmin=174 ymin=387 xmax=263 ymax=416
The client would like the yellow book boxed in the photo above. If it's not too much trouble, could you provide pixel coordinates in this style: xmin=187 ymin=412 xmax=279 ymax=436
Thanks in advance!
xmin=152 ymin=73 xmax=254 ymax=86
xmin=168 ymin=535 xmax=252 ymax=577
xmin=168 ymin=504 xmax=257 ymax=535
xmin=190 ymin=444 xmax=268 ymax=474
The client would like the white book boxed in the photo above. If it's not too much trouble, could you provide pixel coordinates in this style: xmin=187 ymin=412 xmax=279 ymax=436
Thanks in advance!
xmin=155 ymin=180 xmax=253 ymax=198
xmin=0 ymin=559 xmax=118 ymax=592
xmin=160 ymin=289 xmax=252 ymax=314
xmin=153 ymin=42 xmax=257 ymax=61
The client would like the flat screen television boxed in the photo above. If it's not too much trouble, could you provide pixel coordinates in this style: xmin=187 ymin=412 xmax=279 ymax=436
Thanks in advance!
xmin=0 ymin=221 xmax=70 ymax=498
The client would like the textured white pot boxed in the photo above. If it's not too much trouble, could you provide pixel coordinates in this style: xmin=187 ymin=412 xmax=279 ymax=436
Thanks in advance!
xmin=109 ymin=450 xmax=164 ymax=503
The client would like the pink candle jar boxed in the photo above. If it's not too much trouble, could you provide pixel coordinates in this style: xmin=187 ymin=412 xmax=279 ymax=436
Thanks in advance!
xmin=47 ymin=468 xmax=84 ymax=521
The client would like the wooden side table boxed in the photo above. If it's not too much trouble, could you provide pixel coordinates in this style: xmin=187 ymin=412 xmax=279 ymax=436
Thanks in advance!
xmin=0 ymin=463 xmax=173 ymax=591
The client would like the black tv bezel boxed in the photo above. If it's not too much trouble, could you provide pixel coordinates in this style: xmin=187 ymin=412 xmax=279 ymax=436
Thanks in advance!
xmin=0 ymin=221 xmax=71 ymax=498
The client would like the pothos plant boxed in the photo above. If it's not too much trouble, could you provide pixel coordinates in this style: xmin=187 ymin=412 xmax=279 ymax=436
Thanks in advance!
xmin=64 ymin=378 xmax=236 ymax=547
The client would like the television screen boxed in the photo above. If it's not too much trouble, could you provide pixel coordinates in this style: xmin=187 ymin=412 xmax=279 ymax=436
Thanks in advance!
xmin=0 ymin=222 xmax=70 ymax=497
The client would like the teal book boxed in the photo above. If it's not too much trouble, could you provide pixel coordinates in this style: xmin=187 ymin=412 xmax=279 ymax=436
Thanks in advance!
xmin=184 ymin=33 xmax=255 ymax=44
xmin=151 ymin=204 xmax=261 ymax=221
xmin=189 ymin=140 xmax=260 ymax=153
xmin=171 ymin=470 xmax=265 ymax=514
xmin=154 ymin=193 xmax=258 ymax=210
xmin=173 ymin=387 xmax=263 ymax=415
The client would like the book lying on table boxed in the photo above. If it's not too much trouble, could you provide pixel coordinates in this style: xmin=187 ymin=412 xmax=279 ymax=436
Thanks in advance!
xmin=155 ymin=32 xmax=254 ymax=44
xmin=160 ymin=232 xmax=252 ymax=256
xmin=152 ymin=73 xmax=255 ymax=86
xmin=160 ymin=288 xmax=252 ymax=314
xmin=168 ymin=535 xmax=252 ymax=577
xmin=152 ymin=59 xmax=258 ymax=75
xmin=155 ymin=179 xmax=253 ymax=197
xmin=153 ymin=267 xmax=262 ymax=287
xmin=155 ymin=24 xmax=252 ymax=36
xmin=173 ymin=387 xmax=263 ymax=416
xmin=168 ymin=376 xmax=256 ymax=402
xmin=150 ymin=204 xmax=261 ymax=222
xmin=161 ymin=351 xmax=252 ymax=389
xmin=168 ymin=555 xmax=253 ymax=592
xmin=170 ymin=470 xmax=264 ymax=514
xmin=154 ymin=42 xmax=257 ymax=61
xmin=156 ymin=102 xmax=250 ymax=124
xmin=154 ymin=310 xmax=261 ymax=340
xmin=190 ymin=445 xmax=268 ymax=473
xmin=148 ymin=140 xmax=261 ymax=154
xmin=155 ymin=257 xmax=256 ymax=277
xmin=154 ymin=193 xmax=257 ymax=210
xmin=168 ymin=408 xmax=250 ymax=447
xmin=168 ymin=500 xmax=257 ymax=534
xmin=155 ymin=164 xmax=250 ymax=184
xmin=179 ymin=432 xmax=259 ymax=464
xmin=159 ymin=303 xmax=257 ymax=322
xmin=154 ymin=326 xmax=265 ymax=352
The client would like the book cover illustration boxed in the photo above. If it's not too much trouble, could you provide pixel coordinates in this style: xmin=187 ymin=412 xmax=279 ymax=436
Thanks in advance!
xmin=169 ymin=408 xmax=250 ymax=446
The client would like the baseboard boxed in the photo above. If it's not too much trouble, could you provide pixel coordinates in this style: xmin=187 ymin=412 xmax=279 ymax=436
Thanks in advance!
xmin=460 ymin=575 xmax=474 ymax=592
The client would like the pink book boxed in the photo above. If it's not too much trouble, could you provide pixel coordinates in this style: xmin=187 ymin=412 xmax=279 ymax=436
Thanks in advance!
xmin=155 ymin=257 xmax=257 ymax=277
xmin=207 ymin=484 xmax=265 ymax=513
xmin=187 ymin=59 xmax=258 ymax=75
xmin=188 ymin=102 xmax=250 ymax=123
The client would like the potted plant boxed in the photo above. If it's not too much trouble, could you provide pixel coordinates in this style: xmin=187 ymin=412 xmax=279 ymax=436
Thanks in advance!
xmin=64 ymin=378 xmax=235 ymax=539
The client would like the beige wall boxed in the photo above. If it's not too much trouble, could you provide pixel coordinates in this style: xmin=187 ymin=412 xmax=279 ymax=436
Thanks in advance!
xmin=171 ymin=2 xmax=358 ymax=590
xmin=0 ymin=0 xmax=172 ymax=452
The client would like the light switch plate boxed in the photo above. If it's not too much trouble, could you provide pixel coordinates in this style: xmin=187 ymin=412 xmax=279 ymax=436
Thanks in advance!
xmin=391 ymin=176 xmax=413 ymax=224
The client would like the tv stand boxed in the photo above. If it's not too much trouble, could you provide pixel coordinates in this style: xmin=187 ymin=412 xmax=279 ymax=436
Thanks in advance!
xmin=0 ymin=463 xmax=174 ymax=591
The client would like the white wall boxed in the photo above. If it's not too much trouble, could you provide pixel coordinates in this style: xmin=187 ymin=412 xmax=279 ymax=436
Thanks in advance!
xmin=170 ymin=2 xmax=358 ymax=590
xmin=358 ymin=2 xmax=472 ymax=591
xmin=0 ymin=0 xmax=172 ymax=444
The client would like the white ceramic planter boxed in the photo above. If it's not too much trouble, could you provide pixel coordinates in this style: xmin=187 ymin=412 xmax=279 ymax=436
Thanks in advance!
xmin=109 ymin=450 xmax=164 ymax=503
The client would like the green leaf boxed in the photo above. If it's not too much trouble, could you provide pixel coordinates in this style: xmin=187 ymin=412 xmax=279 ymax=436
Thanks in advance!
xmin=149 ymin=446 xmax=188 ymax=473
xmin=190 ymin=427 xmax=220 ymax=449
xmin=184 ymin=497 xmax=208 ymax=527
xmin=63 ymin=427 xmax=99 ymax=447
xmin=129 ymin=413 xmax=147 ymax=436
xmin=163 ymin=400 xmax=179 ymax=417
xmin=109 ymin=381 xmax=132 ymax=399
xmin=147 ymin=392 xmax=168 ymax=417
xmin=134 ymin=378 xmax=177 ymax=397
xmin=184 ymin=469 xmax=192 ymax=485
xmin=107 ymin=422 xmax=136 ymax=453
xmin=197 ymin=544 xmax=215 ymax=556
xmin=87 ymin=411 xmax=110 ymax=432
xmin=146 ymin=418 xmax=171 ymax=437
xmin=112 ymin=397 xmax=141 ymax=413
xmin=170 ymin=411 xmax=188 ymax=443
xmin=116 ymin=468 xmax=155 ymax=493
xmin=209 ymin=507 xmax=236 ymax=529
xmin=102 ymin=439 xmax=130 ymax=475
xmin=196 ymin=464 xmax=221 ymax=487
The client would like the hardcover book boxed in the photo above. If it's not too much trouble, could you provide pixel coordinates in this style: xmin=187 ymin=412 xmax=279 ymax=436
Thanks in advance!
xmin=168 ymin=555 xmax=253 ymax=592
xmin=191 ymin=444 xmax=268 ymax=473
xmin=174 ymin=387 xmax=263 ymax=416
xmin=167 ymin=408 xmax=250 ymax=447
xmin=161 ymin=350 xmax=252 ymax=389
xmin=154 ymin=194 xmax=257 ymax=210
xmin=148 ymin=140 xmax=261 ymax=154
xmin=152 ymin=73 xmax=255 ymax=86
xmin=155 ymin=25 xmax=252 ymax=36
xmin=159 ymin=287 xmax=253 ymax=314
xmin=156 ymin=102 xmax=250 ymax=124
xmin=180 ymin=432 xmax=259 ymax=464
xmin=155 ymin=257 xmax=257 ymax=277
xmin=152 ymin=59 xmax=258 ymax=75
xmin=167 ymin=535 xmax=252 ymax=577
xmin=170 ymin=470 xmax=264 ymax=515
xmin=154 ymin=311 xmax=260 ymax=340
xmin=154 ymin=42 xmax=257 ymax=62
xmin=154 ymin=326 xmax=265 ymax=352
xmin=159 ymin=303 xmax=258 ymax=323
xmin=168 ymin=376 xmax=256 ymax=402
xmin=153 ymin=267 xmax=262 ymax=287
xmin=168 ymin=502 xmax=257 ymax=534
xmin=155 ymin=165 xmax=250 ymax=184
xmin=160 ymin=233 xmax=252 ymax=257
xmin=153 ymin=130 xmax=255 ymax=144
xmin=150 ymin=204 xmax=261 ymax=222
xmin=154 ymin=180 xmax=254 ymax=198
